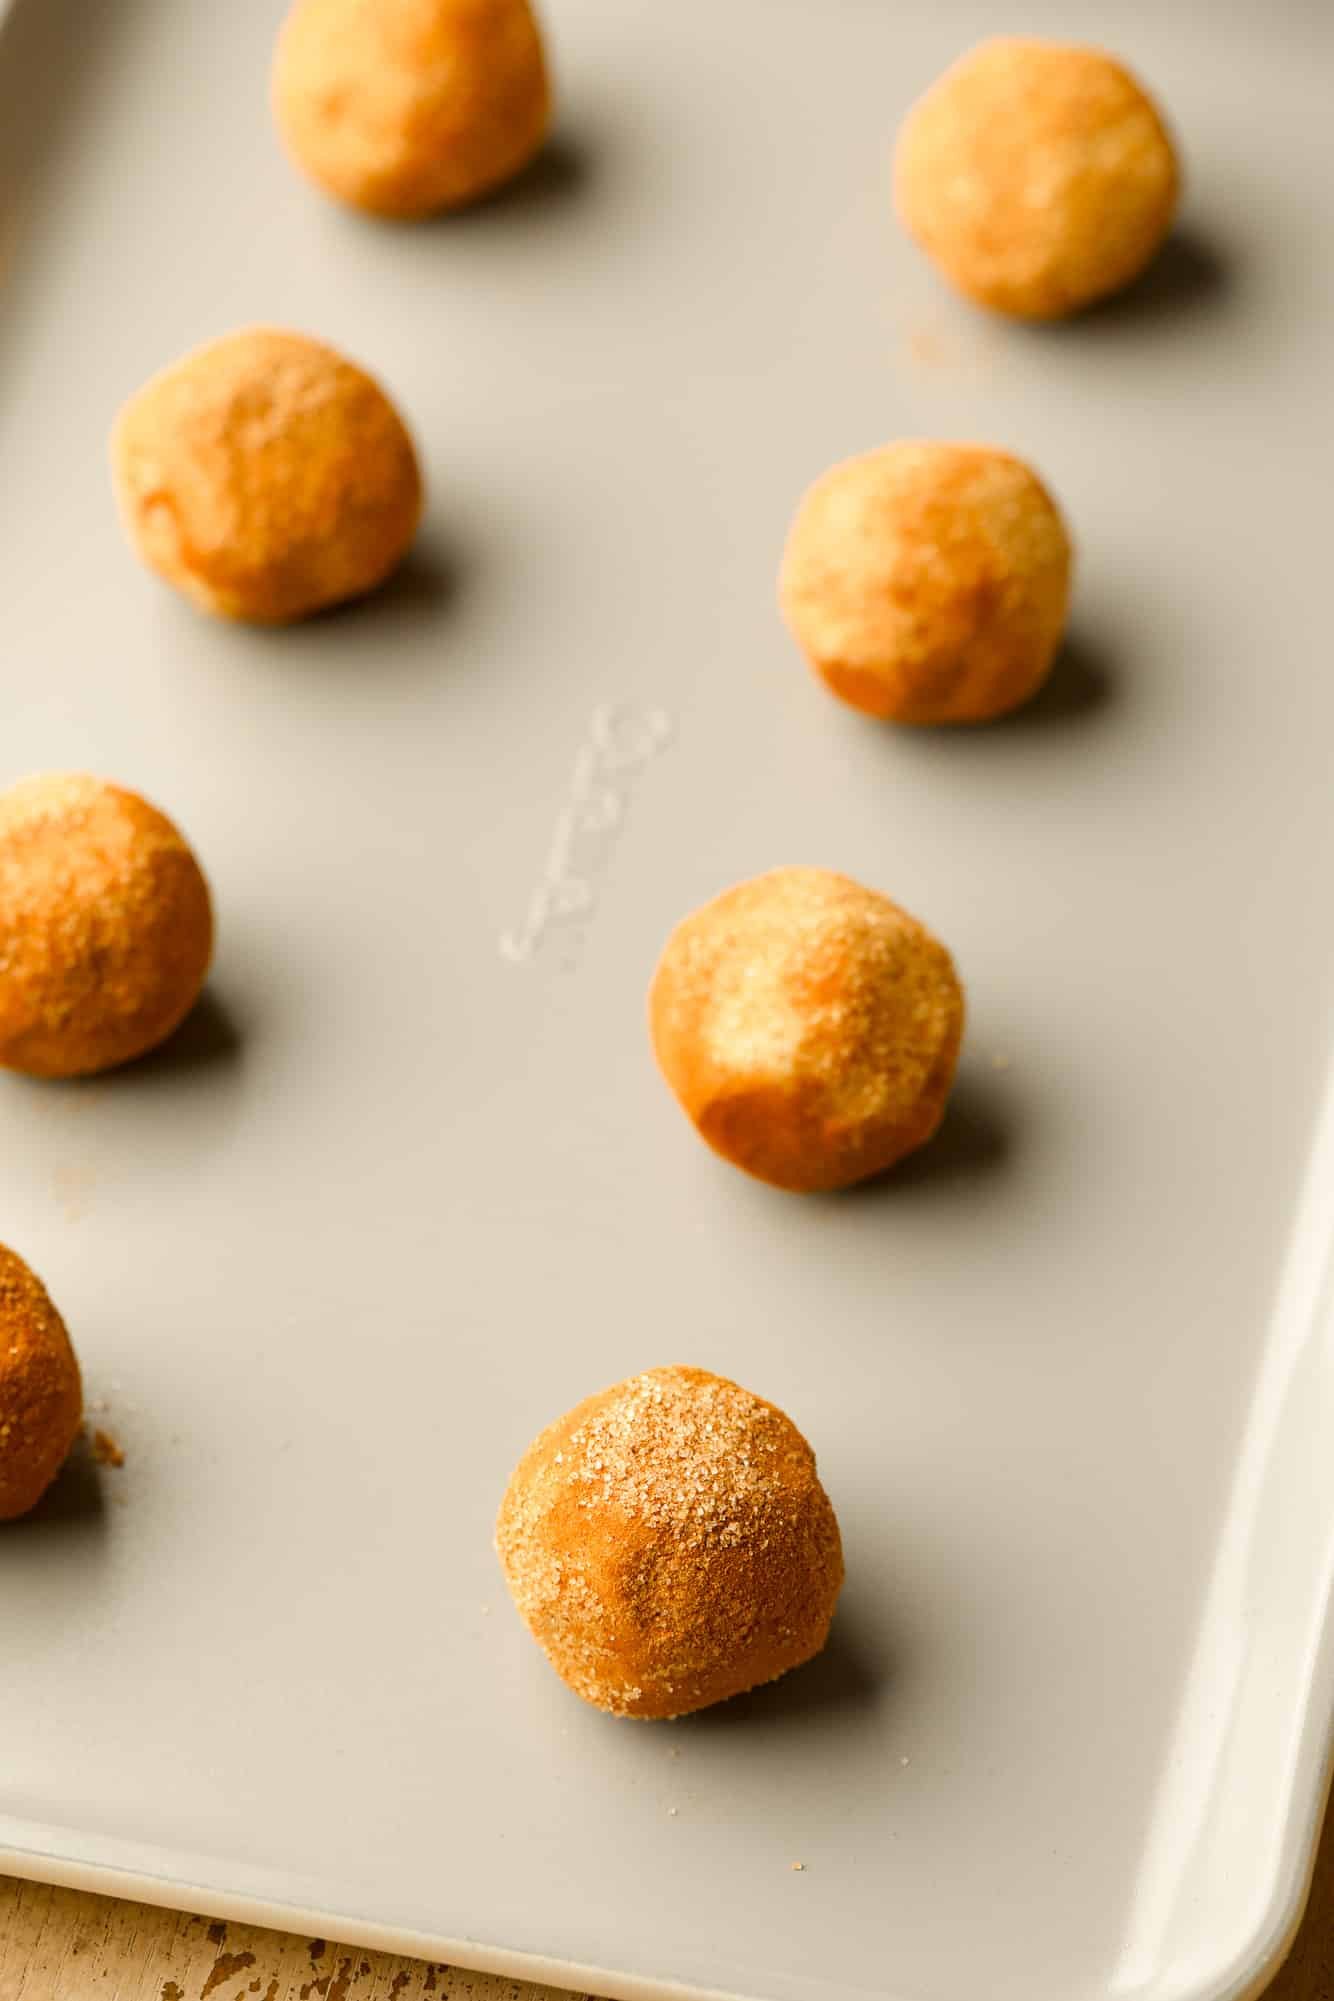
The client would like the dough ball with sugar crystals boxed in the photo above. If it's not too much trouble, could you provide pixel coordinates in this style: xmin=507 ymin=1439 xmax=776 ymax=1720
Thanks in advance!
xmin=496 ymin=1365 xmax=844 ymax=1718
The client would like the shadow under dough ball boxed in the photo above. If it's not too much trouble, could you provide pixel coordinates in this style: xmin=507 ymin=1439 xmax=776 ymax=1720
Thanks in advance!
xmin=496 ymin=1366 xmax=844 ymax=1719
xmin=273 ymin=0 xmax=551 ymax=218
xmin=894 ymin=37 xmax=1180 ymax=320
xmin=111 ymin=327 xmax=422 ymax=624
xmin=649 ymin=866 xmax=964 ymax=1193
xmin=0 ymin=774 xmax=213 ymax=1079
xmin=779 ymin=442 xmax=1072 ymax=724
xmin=0 ymin=1245 xmax=82 ymax=1521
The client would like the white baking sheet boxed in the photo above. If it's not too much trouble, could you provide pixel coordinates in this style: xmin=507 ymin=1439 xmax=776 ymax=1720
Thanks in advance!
xmin=1 ymin=3 xmax=1333 ymax=2001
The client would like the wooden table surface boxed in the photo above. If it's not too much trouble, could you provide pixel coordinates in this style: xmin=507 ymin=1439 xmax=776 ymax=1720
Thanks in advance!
xmin=4 ymin=1812 xmax=1334 ymax=2001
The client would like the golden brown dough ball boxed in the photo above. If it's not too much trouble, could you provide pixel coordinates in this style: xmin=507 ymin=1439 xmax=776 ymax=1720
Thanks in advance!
xmin=273 ymin=0 xmax=551 ymax=218
xmin=496 ymin=1365 xmax=843 ymax=1718
xmin=649 ymin=866 xmax=964 ymax=1193
xmin=894 ymin=38 xmax=1179 ymax=320
xmin=0 ymin=1246 xmax=82 ymax=1520
xmin=779 ymin=442 xmax=1072 ymax=724
xmin=111 ymin=328 xmax=422 ymax=625
xmin=0 ymin=774 xmax=213 ymax=1079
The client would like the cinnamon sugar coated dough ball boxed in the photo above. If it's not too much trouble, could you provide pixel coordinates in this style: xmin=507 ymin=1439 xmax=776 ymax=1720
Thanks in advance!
xmin=0 ymin=1246 xmax=82 ymax=1520
xmin=649 ymin=867 xmax=964 ymax=1193
xmin=0 ymin=775 xmax=213 ymax=1079
xmin=273 ymin=0 xmax=550 ymax=218
xmin=111 ymin=329 xmax=422 ymax=624
xmin=496 ymin=1367 xmax=844 ymax=1718
xmin=894 ymin=38 xmax=1179 ymax=320
xmin=780 ymin=443 xmax=1072 ymax=724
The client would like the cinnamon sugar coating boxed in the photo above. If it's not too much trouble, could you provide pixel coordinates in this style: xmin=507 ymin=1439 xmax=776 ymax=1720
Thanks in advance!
xmin=649 ymin=867 xmax=963 ymax=1192
xmin=111 ymin=328 xmax=421 ymax=624
xmin=496 ymin=1367 xmax=843 ymax=1719
xmin=894 ymin=38 xmax=1179 ymax=320
xmin=273 ymin=0 xmax=551 ymax=218
xmin=0 ymin=1245 xmax=82 ymax=1521
xmin=780 ymin=443 xmax=1072 ymax=724
xmin=0 ymin=774 xmax=213 ymax=1078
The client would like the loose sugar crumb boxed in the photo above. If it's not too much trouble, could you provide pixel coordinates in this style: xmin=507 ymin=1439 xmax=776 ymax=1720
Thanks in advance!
xmin=91 ymin=1429 xmax=125 ymax=1469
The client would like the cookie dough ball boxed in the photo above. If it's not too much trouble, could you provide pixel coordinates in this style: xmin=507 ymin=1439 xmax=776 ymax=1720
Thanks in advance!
xmin=779 ymin=443 xmax=1072 ymax=724
xmin=0 ymin=775 xmax=213 ymax=1079
xmin=650 ymin=867 xmax=964 ymax=1193
xmin=0 ymin=1246 xmax=82 ymax=1520
xmin=111 ymin=328 xmax=422 ymax=624
xmin=894 ymin=39 xmax=1179 ymax=320
xmin=273 ymin=0 xmax=551 ymax=218
xmin=496 ymin=1366 xmax=844 ymax=1718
